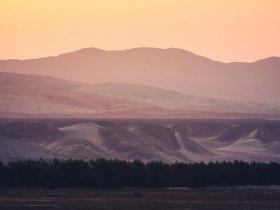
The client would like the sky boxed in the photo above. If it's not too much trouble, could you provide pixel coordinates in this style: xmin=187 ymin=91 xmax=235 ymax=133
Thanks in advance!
xmin=0 ymin=0 xmax=280 ymax=62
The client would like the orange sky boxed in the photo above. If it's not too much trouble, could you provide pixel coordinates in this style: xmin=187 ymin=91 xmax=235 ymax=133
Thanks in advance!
xmin=0 ymin=0 xmax=280 ymax=62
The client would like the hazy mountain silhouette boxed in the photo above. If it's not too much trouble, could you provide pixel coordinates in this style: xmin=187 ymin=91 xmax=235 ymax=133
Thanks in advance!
xmin=1 ymin=47 xmax=280 ymax=103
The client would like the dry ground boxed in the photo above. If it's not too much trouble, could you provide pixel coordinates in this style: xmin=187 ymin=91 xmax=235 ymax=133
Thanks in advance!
xmin=0 ymin=187 xmax=280 ymax=210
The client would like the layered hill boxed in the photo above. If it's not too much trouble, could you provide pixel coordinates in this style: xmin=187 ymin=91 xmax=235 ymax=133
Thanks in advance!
xmin=0 ymin=72 xmax=273 ymax=118
xmin=0 ymin=47 xmax=280 ymax=103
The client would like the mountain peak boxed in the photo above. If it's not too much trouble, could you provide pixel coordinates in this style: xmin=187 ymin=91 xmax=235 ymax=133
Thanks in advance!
xmin=253 ymin=56 xmax=280 ymax=64
xmin=57 ymin=47 xmax=106 ymax=58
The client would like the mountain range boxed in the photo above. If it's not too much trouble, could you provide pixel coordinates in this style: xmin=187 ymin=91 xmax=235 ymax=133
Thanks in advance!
xmin=0 ymin=47 xmax=280 ymax=104
xmin=0 ymin=47 xmax=280 ymax=162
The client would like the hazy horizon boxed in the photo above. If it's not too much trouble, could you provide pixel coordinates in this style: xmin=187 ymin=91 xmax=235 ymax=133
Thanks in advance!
xmin=1 ymin=46 xmax=279 ymax=63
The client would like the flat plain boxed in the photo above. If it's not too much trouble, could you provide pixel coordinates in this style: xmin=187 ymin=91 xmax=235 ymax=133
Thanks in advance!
xmin=0 ymin=187 xmax=279 ymax=210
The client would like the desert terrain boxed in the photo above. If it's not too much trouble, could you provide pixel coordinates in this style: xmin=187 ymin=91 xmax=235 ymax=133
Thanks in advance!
xmin=1 ymin=118 xmax=280 ymax=162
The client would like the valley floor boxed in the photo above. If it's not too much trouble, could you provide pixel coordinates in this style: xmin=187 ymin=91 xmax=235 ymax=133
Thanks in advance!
xmin=0 ymin=187 xmax=279 ymax=210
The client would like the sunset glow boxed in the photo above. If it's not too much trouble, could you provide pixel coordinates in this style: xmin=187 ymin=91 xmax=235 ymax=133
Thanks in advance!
xmin=1 ymin=0 xmax=280 ymax=61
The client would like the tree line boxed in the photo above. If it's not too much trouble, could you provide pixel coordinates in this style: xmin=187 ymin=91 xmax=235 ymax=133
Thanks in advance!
xmin=0 ymin=159 xmax=279 ymax=188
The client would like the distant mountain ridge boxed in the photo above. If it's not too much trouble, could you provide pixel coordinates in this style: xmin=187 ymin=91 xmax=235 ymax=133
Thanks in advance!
xmin=0 ymin=47 xmax=280 ymax=103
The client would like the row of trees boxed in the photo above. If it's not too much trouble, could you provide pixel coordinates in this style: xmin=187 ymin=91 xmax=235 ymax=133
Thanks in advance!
xmin=0 ymin=159 xmax=279 ymax=188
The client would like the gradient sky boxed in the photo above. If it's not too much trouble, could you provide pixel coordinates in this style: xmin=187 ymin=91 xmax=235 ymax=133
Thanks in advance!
xmin=1 ymin=0 xmax=280 ymax=62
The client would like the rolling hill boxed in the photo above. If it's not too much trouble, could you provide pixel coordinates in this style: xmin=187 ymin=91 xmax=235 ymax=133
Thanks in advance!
xmin=0 ymin=72 xmax=273 ymax=118
xmin=0 ymin=47 xmax=280 ymax=103
xmin=0 ymin=119 xmax=279 ymax=162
